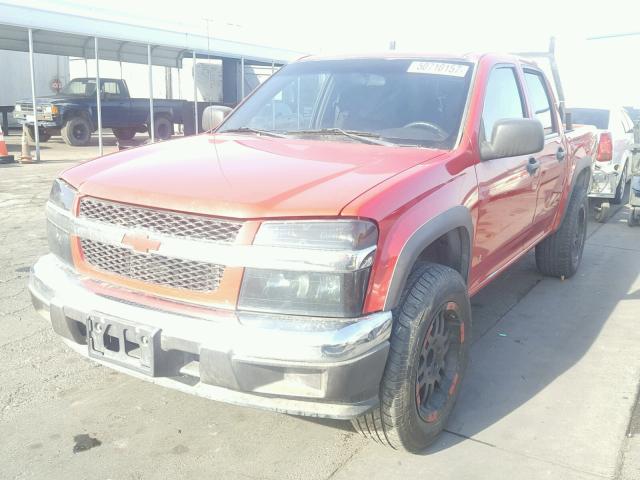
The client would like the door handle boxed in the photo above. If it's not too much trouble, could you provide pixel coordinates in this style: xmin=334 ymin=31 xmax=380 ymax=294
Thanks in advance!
xmin=527 ymin=157 xmax=540 ymax=175
xmin=556 ymin=147 xmax=565 ymax=161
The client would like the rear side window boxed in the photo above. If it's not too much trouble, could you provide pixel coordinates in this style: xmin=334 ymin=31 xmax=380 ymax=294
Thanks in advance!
xmin=524 ymin=70 xmax=556 ymax=135
xmin=102 ymin=81 xmax=123 ymax=97
xmin=566 ymin=108 xmax=610 ymax=130
xmin=482 ymin=67 xmax=525 ymax=141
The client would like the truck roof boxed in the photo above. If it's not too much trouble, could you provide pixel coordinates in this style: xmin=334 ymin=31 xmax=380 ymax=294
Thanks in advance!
xmin=70 ymin=77 xmax=124 ymax=82
xmin=295 ymin=52 xmax=535 ymax=66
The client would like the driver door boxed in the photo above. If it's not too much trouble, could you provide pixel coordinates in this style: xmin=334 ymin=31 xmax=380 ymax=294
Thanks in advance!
xmin=473 ymin=65 xmax=539 ymax=285
xmin=99 ymin=80 xmax=129 ymax=127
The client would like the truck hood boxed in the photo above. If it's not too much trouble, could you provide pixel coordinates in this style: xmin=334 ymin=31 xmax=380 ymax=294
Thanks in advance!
xmin=62 ymin=133 xmax=446 ymax=219
xmin=17 ymin=95 xmax=88 ymax=105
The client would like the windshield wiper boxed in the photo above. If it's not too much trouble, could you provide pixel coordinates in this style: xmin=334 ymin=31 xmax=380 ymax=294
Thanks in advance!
xmin=292 ymin=128 xmax=396 ymax=146
xmin=221 ymin=127 xmax=287 ymax=138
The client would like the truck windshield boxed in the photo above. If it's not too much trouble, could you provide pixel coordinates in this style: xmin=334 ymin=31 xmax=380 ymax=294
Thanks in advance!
xmin=60 ymin=79 xmax=97 ymax=97
xmin=220 ymin=58 xmax=474 ymax=149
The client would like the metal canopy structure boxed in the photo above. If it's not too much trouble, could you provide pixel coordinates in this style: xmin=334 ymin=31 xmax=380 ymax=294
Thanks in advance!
xmin=0 ymin=1 xmax=305 ymax=161
xmin=0 ymin=2 xmax=302 ymax=67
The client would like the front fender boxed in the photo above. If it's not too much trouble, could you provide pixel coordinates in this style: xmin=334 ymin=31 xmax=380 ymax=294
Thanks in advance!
xmin=383 ymin=205 xmax=473 ymax=311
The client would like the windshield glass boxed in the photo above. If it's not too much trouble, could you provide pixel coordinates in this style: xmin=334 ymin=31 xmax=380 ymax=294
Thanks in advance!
xmin=220 ymin=58 xmax=473 ymax=149
xmin=61 ymin=79 xmax=97 ymax=96
xmin=566 ymin=108 xmax=610 ymax=130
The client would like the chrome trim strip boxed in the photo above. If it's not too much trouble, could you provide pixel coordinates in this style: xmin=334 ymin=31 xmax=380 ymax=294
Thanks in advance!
xmin=46 ymin=202 xmax=376 ymax=273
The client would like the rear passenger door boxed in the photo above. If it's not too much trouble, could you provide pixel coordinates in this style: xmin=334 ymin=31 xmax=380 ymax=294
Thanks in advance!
xmin=523 ymin=68 xmax=565 ymax=228
xmin=474 ymin=65 xmax=538 ymax=280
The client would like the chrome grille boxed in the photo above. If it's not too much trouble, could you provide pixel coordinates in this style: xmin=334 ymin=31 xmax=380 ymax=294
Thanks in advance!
xmin=17 ymin=103 xmax=46 ymax=114
xmin=79 ymin=197 xmax=242 ymax=243
xmin=80 ymin=239 xmax=224 ymax=292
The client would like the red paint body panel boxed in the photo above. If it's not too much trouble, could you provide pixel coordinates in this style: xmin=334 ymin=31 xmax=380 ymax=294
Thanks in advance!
xmin=62 ymin=134 xmax=445 ymax=219
xmin=60 ymin=52 xmax=596 ymax=314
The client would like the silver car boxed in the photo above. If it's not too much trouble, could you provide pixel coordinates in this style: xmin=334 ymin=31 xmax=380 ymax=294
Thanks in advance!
xmin=567 ymin=107 xmax=634 ymax=217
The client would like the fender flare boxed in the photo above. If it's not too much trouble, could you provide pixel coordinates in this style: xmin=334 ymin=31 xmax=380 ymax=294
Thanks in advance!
xmin=63 ymin=109 xmax=95 ymax=131
xmin=383 ymin=205 xmax=474 ymax=311
xmin=558 ymin=155 xmax=592 ymax=225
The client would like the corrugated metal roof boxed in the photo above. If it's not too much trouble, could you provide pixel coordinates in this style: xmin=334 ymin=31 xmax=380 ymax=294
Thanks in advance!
xmin=0 ymin=1 xmax=304 ymax=67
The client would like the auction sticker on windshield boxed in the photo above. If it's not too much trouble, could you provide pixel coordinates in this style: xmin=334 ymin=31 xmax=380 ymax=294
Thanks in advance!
xmin=407 ymin=61 xmax=469 ymax=77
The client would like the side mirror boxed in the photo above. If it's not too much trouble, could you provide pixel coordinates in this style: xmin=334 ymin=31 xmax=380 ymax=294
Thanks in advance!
xmin=480 ymin=118 xmax=544 ymax=161
xmin=202 ymin=105 xmax=232 ymax=131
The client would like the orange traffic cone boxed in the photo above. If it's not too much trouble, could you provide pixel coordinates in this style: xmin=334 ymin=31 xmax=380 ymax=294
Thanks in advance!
xmin=0 ymin=128 xmax=15 ymax=164
xmin=19 ymin=124 xmax=34 ymax=164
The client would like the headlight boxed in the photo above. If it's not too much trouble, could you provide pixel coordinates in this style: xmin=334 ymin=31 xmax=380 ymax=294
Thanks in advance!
xmin=239 ymin=220 xmax=377 ymax=318
xmin=47 ymin=179 xmax=76 ymax=266
xmin=253 ymin=220 xmax=377 ymax=250
xmin=49 ymin=178 xmax=76 ymax=211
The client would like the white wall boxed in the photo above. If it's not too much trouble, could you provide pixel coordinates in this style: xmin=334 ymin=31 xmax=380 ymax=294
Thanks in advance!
xmin=69 ymin=57 xmax=272 ymax=103
xmin=70 ymin=57 xmax=224 ymax=101
xmin=0 ymin=50 xmax=70 ymax=105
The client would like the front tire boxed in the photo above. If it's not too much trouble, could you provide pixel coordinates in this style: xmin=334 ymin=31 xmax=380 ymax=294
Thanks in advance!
xmin=352 ymin=263 xmax=471 ymax=452
xmin=61 ymin=116 xmax=92 ymax=146
xmin=535 ymin=183 xmax=588 ymax=278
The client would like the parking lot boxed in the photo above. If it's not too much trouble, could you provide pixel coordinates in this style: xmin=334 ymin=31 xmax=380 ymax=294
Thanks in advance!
xmin=1 ymin=140 xmax=639 ymax=480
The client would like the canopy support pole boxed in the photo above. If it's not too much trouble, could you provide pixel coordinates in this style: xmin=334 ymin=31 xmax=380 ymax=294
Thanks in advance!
xmin=240 ymin=57 xmax=245 ymax=99
xmin=95 ymin=37 xmax=103 ymax=156
xmin=193 ymin=51 xmax=198 ymax=134
xmin=28 ymin=29 xmax=40 ymax=162
xmin=148 ymin=44 xmax=154 ymax=142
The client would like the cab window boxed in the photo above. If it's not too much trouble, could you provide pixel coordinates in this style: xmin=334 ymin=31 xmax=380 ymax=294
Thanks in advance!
xmin=524 ymin=70 xmax=556 ymax=135
xmin=102 ymin=81 xmax=123 ymax=98
xmin=482 ymin=66 xmax=525 ymax=141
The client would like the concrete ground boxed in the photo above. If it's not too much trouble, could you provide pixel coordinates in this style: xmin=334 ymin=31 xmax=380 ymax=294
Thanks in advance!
xmin=1 ymin=141 xmax=639 ymax=479
xmin=2 ymin=128 xmax=161 ymax=163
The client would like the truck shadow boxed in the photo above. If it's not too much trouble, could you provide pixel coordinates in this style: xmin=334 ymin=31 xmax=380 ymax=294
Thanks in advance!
xmin=425 ymin=206 xmax=639 ymax=453
xmin=300 ymin=203 xmax=638 ymax=455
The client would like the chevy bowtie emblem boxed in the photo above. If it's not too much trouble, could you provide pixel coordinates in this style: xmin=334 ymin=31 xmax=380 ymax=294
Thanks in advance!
xmin=121 ymin=233 xmax=161 ymax=253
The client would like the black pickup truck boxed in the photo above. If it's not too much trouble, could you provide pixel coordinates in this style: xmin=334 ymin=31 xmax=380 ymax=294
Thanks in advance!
xmin=14 ymin=78 xmax=187 ymax=146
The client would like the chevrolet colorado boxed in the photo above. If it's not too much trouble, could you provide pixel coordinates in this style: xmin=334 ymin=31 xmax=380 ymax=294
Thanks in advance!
xmin=30 ymin=53 xmax=596 ymax=452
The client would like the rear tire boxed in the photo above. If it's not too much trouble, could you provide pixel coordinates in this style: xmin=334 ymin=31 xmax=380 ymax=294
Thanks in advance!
xmin=112 ymin=127 xmax=136 ymax=141
xmin=613 ymin=162 xmax=628 ymax=205
xmin=594 ymin=200 xmax=610 ymax=223
xmin=61 ymin=116 xmax=92 ymax=146
xmin=351 ymin=263 xmax=471 ymax=452
xmin=149 ymin=116 xmax=172 ymax=141
xmin=535 ymin=183 xmax=588 ymax=278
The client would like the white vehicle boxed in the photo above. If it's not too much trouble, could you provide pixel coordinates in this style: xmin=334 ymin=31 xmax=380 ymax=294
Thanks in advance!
xmin=567 ymin=107 xmax=634 ymax=222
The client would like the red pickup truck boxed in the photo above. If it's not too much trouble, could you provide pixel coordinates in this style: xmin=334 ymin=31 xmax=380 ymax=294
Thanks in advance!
xmin=30 ymin=53 xmax=596 ymax=453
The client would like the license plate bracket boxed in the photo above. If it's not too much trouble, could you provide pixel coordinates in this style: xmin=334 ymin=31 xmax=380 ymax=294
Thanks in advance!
xmin=87 ymin=314 xmax=160 ymax=376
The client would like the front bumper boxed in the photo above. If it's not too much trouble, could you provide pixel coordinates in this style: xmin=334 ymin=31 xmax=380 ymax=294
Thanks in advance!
xmin=29 ymin=254 xmax=391 ymax=419
xmin=14 ymin=111 xmax=61 ymax=128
